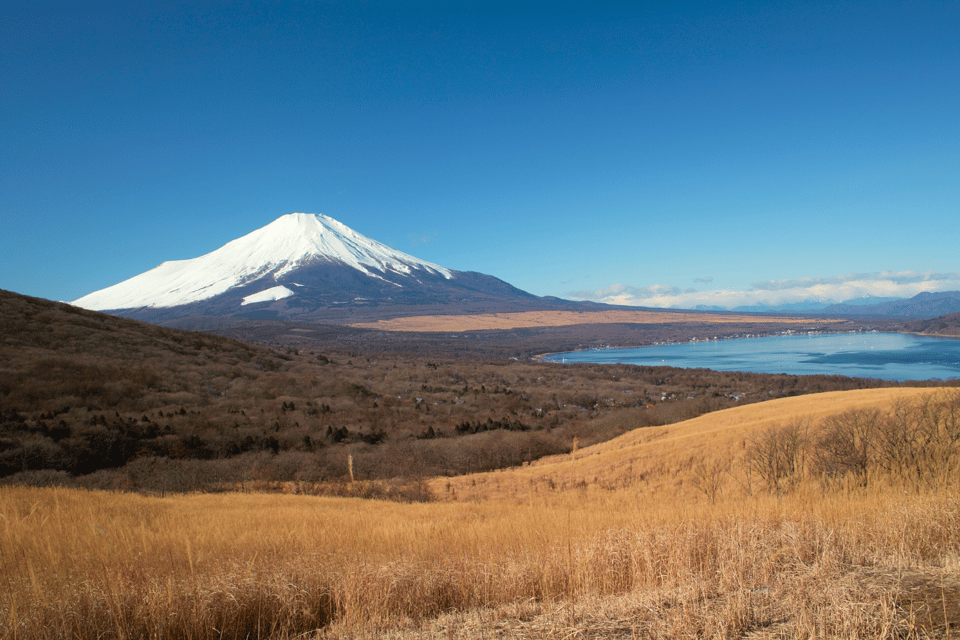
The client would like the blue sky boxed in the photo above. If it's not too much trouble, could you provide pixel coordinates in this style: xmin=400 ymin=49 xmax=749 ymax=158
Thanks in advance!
xmin=3 ymin=1 xmax=959 ymax=309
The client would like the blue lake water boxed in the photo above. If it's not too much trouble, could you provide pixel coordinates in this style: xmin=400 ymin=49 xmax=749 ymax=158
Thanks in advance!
xmin=544 ymin=333 xmax=960 ymax=382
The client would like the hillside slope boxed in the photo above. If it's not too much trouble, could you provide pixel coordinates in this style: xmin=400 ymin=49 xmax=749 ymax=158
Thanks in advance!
xmin=433 ymin=387 xmax=941 ymax=502
xmin=902 ymin=311 xmax=960 ymax=337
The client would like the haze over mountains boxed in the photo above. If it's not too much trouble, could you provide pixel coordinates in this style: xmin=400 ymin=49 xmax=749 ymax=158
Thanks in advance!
xmin=72 ymin=213 xmax=582 ymax=324
xmin=694 ymin=291 xmax=960 ymax=318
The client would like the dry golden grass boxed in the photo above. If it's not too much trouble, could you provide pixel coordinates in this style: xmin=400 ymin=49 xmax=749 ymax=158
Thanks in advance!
xmin=3 ymin=388 xmax=958 ymax=639
xmin=432 ymin=387 xmax=939 ymax=503
xmin=348 ymin=309 xmax=844 ymax=332
xmin=4 ymin=485 xmax=958 ymax=639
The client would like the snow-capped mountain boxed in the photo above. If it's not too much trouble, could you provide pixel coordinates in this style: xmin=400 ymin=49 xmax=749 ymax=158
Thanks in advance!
xmin=72 ymin=213 xmax=564 ymax=323
xmin=73 ymin=213 xmax=452 ymax=310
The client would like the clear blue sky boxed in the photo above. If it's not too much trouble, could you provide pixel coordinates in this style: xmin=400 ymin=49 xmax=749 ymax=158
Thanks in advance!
xmin=3 ymin=1 xmax=959 ymax=309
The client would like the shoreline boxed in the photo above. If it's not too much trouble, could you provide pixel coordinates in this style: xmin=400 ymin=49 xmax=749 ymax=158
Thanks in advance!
xmin=534 ymin=327 xmax=884 ymax=362
xmin=535 ymin=330 xmax=960 ymax=382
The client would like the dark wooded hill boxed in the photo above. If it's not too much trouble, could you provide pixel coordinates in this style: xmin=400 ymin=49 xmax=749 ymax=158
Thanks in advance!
xmin=901 ymin=311 xmax=960 ymax=337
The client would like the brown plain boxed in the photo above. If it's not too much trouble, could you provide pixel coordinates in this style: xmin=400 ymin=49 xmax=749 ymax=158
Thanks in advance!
xmin=349 ymin=309 xmax=845 ymax=332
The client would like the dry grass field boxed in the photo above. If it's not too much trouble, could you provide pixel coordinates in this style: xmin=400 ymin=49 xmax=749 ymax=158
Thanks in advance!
xmin=3 ymin=387 xmax=958 ymax=639
xmin=348 ymin=309 xmax=846 ymax=332
xmin=432 ymin=387 xmax=942 ymax=502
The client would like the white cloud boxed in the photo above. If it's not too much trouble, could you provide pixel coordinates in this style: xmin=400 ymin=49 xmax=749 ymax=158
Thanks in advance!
xmin=407 ymin=231 xmax=439 ymax=246
xmin=749 ymin=271 xmax=959 ymax=291
xmin=566 ymin=283 xmax=682 ymax=306
xmin=567 ymin=271 xmax=960 ymax=309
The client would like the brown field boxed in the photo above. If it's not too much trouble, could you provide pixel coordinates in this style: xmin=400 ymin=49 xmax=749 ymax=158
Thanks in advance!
xmin=3 ymin=387 xmax=959 ymax=639
xmin=348 ymin=309 xmax=846 ymax=332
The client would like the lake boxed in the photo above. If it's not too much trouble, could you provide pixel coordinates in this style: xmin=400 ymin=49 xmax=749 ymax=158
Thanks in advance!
xmin=543 ymin=332 xmax=960 ymax=382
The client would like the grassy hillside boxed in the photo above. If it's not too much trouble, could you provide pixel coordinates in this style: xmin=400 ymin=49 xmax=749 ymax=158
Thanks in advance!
xmin=2 ymin=387 xmax=958 ymax=639
xmin=434 ymin=387 xmax=942 ymax=502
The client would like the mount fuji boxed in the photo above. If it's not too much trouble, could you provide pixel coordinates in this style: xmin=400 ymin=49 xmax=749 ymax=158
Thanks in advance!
xmin=72 ymin=213 xmax=573 ymax=323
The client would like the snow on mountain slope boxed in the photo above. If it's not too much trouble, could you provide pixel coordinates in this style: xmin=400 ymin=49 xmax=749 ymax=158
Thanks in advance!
xmin=241 ymin=285 xmax=295 ymax=306
xmin=72 ymin=213 xmax=452 ymax=311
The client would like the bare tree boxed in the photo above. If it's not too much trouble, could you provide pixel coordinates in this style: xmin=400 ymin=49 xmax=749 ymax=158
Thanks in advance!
xmin=745 ymin=419 xmax=810 ymax=496
xmin=813 ymin=408 xmax=878 ymax=483
xmin=690 ymin=455 xmax=731 ymax=503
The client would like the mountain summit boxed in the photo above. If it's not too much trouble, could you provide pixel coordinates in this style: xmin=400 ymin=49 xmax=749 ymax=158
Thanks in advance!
xmin=72 ymin=212 xmax=562 ymax=323
xmin=73 ymin=213 xmax=452 ymax=310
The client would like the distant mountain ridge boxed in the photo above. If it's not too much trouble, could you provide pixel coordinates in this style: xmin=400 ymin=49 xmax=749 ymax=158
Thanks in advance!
xmin=71 ymin=213 xmax=585 ymax=323
xmin=818 ymin=291 xmax=960 ymax=318
xmin=695 ymin=292 xmax=960 ymax=319
xmin=730 ymin=297 xmax=902 ymax=314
